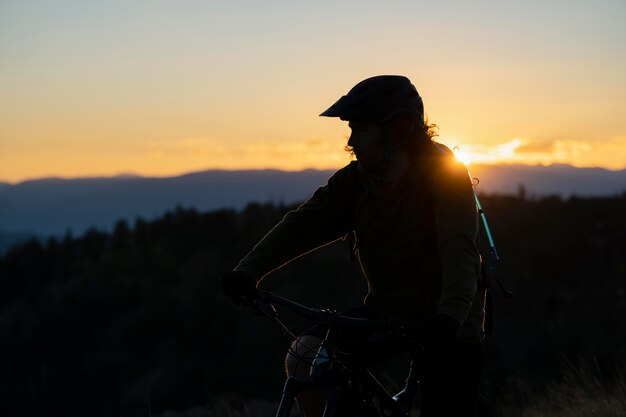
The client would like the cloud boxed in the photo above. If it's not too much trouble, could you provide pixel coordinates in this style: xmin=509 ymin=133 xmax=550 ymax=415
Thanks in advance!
xmin=455 ymin=135 xmax=626 ymax=169
xmin=145 ymin=134 xmax=626 ymax=173
xmin=515 ymin=141 xmax=555 ymax=154
xmin=144 ymin=136 xmax=352 ymax=171
xmin=454 ymin=139 xmax=527 ymax=164
xmin=147 ymin=137 xmax=224 ymax=157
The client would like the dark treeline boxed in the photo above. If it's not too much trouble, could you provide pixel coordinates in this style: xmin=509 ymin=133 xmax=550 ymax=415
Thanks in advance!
xmin=1 ymin=193 xmax=625 ymax=416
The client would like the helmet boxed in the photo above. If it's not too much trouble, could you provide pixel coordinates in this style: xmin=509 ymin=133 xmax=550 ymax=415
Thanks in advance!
xmin=319 ymin=75 xmax=424 ymax=125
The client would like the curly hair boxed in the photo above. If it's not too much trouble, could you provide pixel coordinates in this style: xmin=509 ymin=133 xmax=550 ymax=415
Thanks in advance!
xmin=404 ymin=117 xmax=439 ymax=159
xmin=344 ymin=114 xmax=438 ymax=160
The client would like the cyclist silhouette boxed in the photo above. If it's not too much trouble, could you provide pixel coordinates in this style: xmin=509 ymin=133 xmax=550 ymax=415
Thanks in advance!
xmin=222 ymin=75 xmax=487 ymax=417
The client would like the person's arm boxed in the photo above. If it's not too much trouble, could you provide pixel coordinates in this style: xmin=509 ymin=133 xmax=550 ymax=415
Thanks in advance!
xmin=432 ymin=155 xmax=480 ymax=325
xmin=234 ymin=163 xmax=360 ymax=282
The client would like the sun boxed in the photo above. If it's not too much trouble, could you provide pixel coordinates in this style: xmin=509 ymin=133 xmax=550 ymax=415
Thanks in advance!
xmin=453 ymin=148 xmax=473 ymax=166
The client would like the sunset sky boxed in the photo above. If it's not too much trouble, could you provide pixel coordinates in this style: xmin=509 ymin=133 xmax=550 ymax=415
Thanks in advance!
xmin=1 ymin=0 xmax=625 ymax=183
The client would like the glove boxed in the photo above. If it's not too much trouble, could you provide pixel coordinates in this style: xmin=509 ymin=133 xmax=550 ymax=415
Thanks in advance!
xmin=421 ymin=313 xmax=461 ymax=347
xmin=220 ymin=271 xmax=259 ymax=305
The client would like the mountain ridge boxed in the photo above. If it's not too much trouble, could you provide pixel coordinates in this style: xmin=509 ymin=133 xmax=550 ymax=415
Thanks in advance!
xmin=1 ymin=164 xmax=625 ymax=243
xmin=5 ymin=162 xmax=626 ymax=185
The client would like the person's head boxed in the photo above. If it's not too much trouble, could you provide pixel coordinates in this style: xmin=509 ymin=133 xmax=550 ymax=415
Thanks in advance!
xmin=320 ymin=75 xmax=436 ymax=174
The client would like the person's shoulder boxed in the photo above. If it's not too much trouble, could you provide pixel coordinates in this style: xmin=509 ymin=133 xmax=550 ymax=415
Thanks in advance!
xmin=319 ymin=161 xmax=363 ymax=206
xmin=336 ymin=160 xmax=360 ymax=174
xmin=423 ymin=142 xmax=470 ymax=184
xmin=429 ymin=142 xmax=463 ymax=166
xmin=426 ymin=142 xmax=457 ymax=166
xmin=329 ymin=161 xmax=360 ymax=183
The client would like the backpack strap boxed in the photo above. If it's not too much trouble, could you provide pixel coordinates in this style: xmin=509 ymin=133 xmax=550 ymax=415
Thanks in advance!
xmin=431 ymin=144 xmax=512 ymax=335
xmin=432 ymin=143 xmax=513 ymax=299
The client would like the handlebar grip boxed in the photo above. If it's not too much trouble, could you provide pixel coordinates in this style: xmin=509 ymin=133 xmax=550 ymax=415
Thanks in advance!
xmin=257 ymin=292 xmax=417 ymax=332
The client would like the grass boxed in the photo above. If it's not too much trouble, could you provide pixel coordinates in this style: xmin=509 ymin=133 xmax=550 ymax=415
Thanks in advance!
xmin=161 ymin=359 xmax=626 ymax=417
xmin=521 ymin=359 xmax=626 ymax=417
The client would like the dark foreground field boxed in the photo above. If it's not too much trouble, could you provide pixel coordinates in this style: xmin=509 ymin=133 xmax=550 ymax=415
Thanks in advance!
xmin=1 ymin=193 xmax=625 ymax=416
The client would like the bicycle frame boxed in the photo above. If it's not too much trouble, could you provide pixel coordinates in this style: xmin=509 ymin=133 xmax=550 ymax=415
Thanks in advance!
xmin=252 ymin=293 xmax=421 ymax=417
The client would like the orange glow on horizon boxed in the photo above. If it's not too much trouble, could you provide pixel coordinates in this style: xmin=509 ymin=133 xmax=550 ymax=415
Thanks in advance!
xmin=4 ymin=134 xmax=626 ymax=184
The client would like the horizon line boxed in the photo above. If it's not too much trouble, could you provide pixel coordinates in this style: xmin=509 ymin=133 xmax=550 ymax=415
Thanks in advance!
xmin=2 ymin=161 xmax=626 ymax=186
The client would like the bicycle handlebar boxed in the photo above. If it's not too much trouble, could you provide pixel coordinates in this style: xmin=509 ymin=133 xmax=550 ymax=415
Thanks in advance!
xmin=247 ymin=291 xmax=425 ymax=416
xmin=253 ymin=291 xmax=419 ymax=334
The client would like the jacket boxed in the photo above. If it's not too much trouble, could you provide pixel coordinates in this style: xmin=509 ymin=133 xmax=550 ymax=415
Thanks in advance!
xmin=235 ymin=142 xmax=485 ymax=343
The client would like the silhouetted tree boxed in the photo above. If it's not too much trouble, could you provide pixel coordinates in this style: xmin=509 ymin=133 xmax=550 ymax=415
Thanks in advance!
xmin=0 ymin=196 xmax=625 ymax=416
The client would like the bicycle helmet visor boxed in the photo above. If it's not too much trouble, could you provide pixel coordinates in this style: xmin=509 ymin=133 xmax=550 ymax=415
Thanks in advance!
xmin=320 ymin=75 xmax=424 ymax=125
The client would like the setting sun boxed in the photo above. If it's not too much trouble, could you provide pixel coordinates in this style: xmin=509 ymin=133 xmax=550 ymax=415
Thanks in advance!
xmin=452 ymin=147 xmax=473 ymax=166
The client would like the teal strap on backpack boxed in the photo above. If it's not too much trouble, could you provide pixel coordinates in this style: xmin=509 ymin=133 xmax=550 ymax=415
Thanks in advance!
xmin=435 ymin=143 xmax=512 ymax=300
xmin=474 ymin=192 xmax=499 ymax=271
xmin=465 ymin=161 xmax=513 ymax=301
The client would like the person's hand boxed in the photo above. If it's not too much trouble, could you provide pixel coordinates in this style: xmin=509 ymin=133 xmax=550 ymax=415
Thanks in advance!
xmin=220 ymin=271 xmax=258 ymax=305
xmin=421 ymin=313 xmax=461 ymax=346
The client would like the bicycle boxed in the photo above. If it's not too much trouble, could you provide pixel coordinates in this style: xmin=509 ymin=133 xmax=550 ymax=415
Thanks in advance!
xmin=246 ymin=290 xmax=498 ymax=417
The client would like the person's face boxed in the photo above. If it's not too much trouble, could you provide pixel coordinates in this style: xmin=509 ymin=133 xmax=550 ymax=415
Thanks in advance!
xmin=347 ymin=121 xmax=386 ymax=173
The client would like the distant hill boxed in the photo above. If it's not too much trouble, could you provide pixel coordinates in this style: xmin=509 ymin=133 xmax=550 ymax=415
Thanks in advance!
xmin=468 ymin=163 xmax=626 ymax=196
xmin=0 ymin=170 xmax=334 ymax=239
xmin=0 ymin=164 xmax=625 ymax=244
